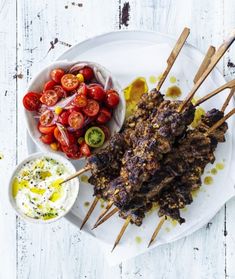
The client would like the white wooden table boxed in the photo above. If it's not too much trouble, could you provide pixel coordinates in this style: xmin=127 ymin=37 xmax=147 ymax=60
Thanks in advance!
xmin=0 ymin=0 xmax=235 ymax=278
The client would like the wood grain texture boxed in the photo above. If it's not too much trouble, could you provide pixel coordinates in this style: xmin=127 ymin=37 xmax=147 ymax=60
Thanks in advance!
xmin=0 ymin=0 xmax=234 ymax=278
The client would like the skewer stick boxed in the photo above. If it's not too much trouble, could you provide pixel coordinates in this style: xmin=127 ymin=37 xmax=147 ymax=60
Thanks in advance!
xmin=92 ymin=207 xmax=119 ymax=230
xmin=147 ymin=216 xmax=166 ymax=248
xmin=111 ymin=216 xmax=131 ymax=252
xmin=205 ymin=108 xmax=235 ymax=136
xmin=61 ymin=166 xmax=90 ymax=185
xmin=179 ymin=30 xmax=235 ymax=112
xmin=80 ymin=197 xmax=99 ymax=230
xmin=193 ymin=46 xmax=216 ymax=84
xmin=221 ymin=88 xmax=235 ymax=113
xmin=92 ymin=201 xmax=114 ymax=229
xmin=195 ymin=80 xmax=235 ymax=107
xmin=156 ymin=27 xmax=190 ymax=91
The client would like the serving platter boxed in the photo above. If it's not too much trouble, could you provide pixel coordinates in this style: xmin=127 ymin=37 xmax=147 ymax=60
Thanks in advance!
xmin=27 ymin=31 xmax=235 ymax=263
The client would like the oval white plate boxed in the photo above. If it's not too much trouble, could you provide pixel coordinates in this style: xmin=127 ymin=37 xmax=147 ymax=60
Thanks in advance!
xmin=27 ymin=31 xmax=235 ymax=261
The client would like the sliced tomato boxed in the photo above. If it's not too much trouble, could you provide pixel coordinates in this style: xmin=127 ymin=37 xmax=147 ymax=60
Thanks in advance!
xmin=50 ymin=68 xmax=65 ymax=83
xmin=73 ymin=128 xmax=85 ymax=138
xmin=40 ymin=90 xmax=58 ymax=106
xmin=39 ymin=110 xmax=55 ymax=126
xmin=43 ymin=80 xmax=57 ymax=92
xmin=61 ymin=74 xmax=79 ymax=91
xmin=77 ymin=83 xmax=88 ymax=96
xmin=62 ymin=144 xmax=81 ymax=159
xmin=54 ymin=127 xmax=75 ymax=146
xmin=58 ymin=110 xmax=70 ymax=125
xmin=105 ymin=90 xmax=120 ymax=108
xmin=23 ymin=92 xmax=41 ymax=111
xmin=74 ymin=94 xmax=88 ymax=108
xmin=68 ymin=111 xmax=84 ymax=130
xmin=38 ymin=124 xmax=56 ymax=135
xmin=53 ymin=85 xmax=66 ymax=98
xmin=99 ymin=125 xmax=111 ymax=140
xmin=83 ymin=99 xmax=100 ymax=117
xmin=80 ymin=142 xmax=91 ymax=157
xmin=88 ymin=84 xmax=105 ymax=101
xmin=40 ymin=133 xmax=54 ymax=144
xmin=96 ymin=108 xmax=112 ymax=124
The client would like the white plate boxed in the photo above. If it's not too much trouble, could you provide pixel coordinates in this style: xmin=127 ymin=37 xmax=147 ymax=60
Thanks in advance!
xmin=27 ymin=31 xmax=235 ymax=263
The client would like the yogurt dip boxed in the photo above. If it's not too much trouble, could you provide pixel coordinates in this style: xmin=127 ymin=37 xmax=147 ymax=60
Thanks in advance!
xmin=11 ymin=156 xmax=74 ymax=221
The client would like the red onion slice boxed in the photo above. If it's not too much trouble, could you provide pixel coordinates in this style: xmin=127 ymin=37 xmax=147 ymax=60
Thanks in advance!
xmin=56 ymin=123 xmax=70 ymax=146
xmin=69 ymin=63 xmax=87 ymax=75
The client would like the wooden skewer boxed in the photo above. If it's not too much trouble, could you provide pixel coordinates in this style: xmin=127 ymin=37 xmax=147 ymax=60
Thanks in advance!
xmin=179 ymin=29 xmax=235 ymax=112
xmin=92 ymin=207 xmax=119 ymax=230
xmin=80 ymin=197 xmax=99 ymax=230
xmin=193 ymin=46 xmax=216 ymax=84
xmin=221 ymin=88 xmax=235 ymax=113
xmin=195 ymin=80 xmax=235 ymax=107
xmin=61 ymin=166 xmax=90 ymax=185
xmin=147 ymin=216 xmax=166 ymax=248
xmin=156 ymin=27 xmax=190 ymax=91
xmin=92 ymin=201 xmax=114 ymax=229
xmin=111 ymin=216 xmax=131 ymax=252
xmin=205 ymin=108 xmax=235 ymax=136
xmin=148 ymin=96 xmax=235 ymax=247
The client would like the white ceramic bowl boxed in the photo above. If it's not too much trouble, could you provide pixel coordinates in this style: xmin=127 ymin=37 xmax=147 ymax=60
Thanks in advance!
xmin=8 ymin=152 xmax=79 ymax=224
xmin=24 ymin=60 xmax=126 ymax=158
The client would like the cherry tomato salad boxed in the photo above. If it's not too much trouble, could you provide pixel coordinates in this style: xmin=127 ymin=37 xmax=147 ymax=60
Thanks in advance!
xmin=23 ymin=66 xmax=120 ymax=159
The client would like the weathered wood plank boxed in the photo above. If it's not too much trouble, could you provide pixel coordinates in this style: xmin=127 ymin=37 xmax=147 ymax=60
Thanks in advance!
xmin=0 ymin=0 xmax=17 ymax=278
xmin=14 ymin=0 xmax=235 ymax=278
xmin=16 ymin=0 xmax=121 ymax=278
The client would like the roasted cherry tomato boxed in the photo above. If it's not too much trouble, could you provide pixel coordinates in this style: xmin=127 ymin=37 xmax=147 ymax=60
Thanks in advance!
xmin=73 ymin=128 xmax=85 ymax=139
xmin=23 ymin=92 xmax=41 ymax=111
xmin=53 ymin=85 xmax=66 ymax=98
xmin=85 ymin=127 xmax=105 ymax=148
xmin=40 ymin=133 xmax=54 ymax=144
xmin=105 ymin=90 xmax=120 ymax=108
xmin=88 ymin=84 xmax=105 ymax=101
xmin=68 ymin=111 xmax=84 ymax=130
xmin=58 ymin=110 xmax=70 ymax=126
xmin=50 ymin=68 xmax=65 ymax=83
xmin=61 ymin=74 xmax=79 ymax=91
xmin=62 ymin=144 xmax=81 ymax=159
xmin=83 ymin=99 xmax=100 ymax=117
xmin=80 ymin=142 xmax=91 ymax=157
xmin=40 ymin=90 xmax=58 ymax=106
xmin=38 ymin=124 xmax=56 ymax=135
xmin=99 ymin=125 xmax=110 ymax=140
xmin=96 ymin=108 xmax=111 ymax=124
xmin=74 ymin=94 xmax=88 ymax=108
xmin=39 ymin=110 xmax=55 ymax=126
xmin=79 ymin=67 xmax=94 ymax=82
xmin=43 ymin=80 xmax=57 ymax=92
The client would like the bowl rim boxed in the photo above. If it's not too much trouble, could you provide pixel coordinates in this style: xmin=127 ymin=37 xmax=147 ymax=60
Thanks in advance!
xmin=8 ymin=151 xmax=80 ymax=224
xmin=23 ymin=60 xmax=126 ymax=160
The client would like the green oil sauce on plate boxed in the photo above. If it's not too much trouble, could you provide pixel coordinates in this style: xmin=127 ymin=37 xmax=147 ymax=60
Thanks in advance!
xmin=166 ymin=86 xmax=182 ymax=99
xmin=204 ymin=176 xmax=214 ymax=185
xmin=169 ymin=76 xmax=177 ymax=83
xmin=124 ymin=77 xmax=148 ymax=118
xmin=149 ymin=75 xmax=157 ymax=84
xmin=84 ymin=201 xmax=90 ymax=207
xmin=216 ymin=163 xmax=224 ymax=170
xmin=81 ymin=175 xmax=89 ymax=183
xmin=211 ymin=168 xmax=218 ymax=175
xmin=135 ymin=236 xmax=142 ymax=244
xmin=191 ymin=107 xmax=206 ymax=128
